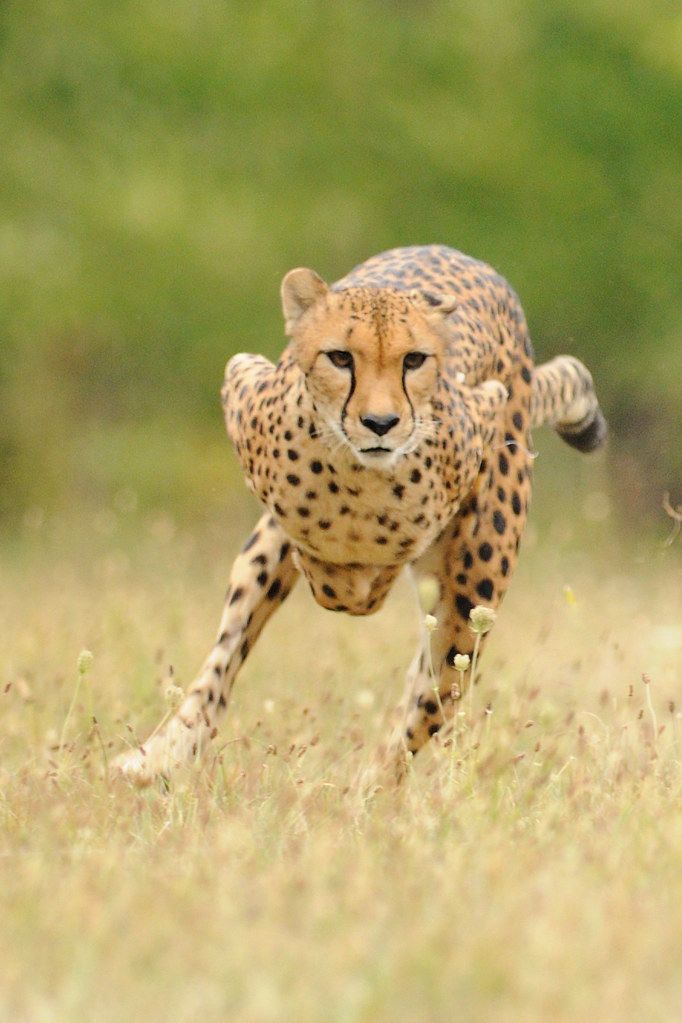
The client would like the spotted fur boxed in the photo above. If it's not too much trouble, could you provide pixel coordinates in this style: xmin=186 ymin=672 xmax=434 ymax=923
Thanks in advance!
xmin=112 ymin=245 xmax=605 ymax=785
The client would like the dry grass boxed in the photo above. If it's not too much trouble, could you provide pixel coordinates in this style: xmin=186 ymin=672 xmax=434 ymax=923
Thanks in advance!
xmin=2 ymin=500 xmax=682 ymax=1023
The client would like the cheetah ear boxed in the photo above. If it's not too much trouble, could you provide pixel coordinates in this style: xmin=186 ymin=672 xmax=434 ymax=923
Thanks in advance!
xmin=281 ymin=268 xmax=329 ymax=334
xmin=418 ymin=291 xmax=459 ymax=317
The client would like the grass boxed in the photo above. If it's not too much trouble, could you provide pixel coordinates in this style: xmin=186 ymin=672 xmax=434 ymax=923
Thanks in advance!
xmin=2 ymin=498 xmax=682 ymax=1022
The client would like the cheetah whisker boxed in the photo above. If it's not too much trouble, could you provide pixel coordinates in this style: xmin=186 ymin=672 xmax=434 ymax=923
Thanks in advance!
xmin=491 ymin=438 xmax=539 ymax=460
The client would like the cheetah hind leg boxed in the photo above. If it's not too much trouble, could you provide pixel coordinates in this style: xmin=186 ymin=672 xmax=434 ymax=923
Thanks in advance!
xmin=111 ymin=513 xmax=299 ymax=786
xmin=532 ymin=355 xmax=607 ymax=452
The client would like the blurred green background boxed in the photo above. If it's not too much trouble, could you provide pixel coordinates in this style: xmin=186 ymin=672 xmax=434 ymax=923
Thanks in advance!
xmin=1 ymin=0 xmax=681 ymax=529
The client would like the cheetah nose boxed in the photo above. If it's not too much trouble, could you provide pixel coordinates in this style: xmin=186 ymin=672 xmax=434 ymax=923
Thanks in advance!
xmin=361 ymin=412 xmax=400 ymax=437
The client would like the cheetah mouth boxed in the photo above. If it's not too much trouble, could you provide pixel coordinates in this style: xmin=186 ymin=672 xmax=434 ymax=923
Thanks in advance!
xmin=355 ymin=445 xmax=403 ymax=470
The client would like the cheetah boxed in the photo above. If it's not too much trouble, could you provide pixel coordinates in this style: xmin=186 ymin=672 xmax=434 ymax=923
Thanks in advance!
xmin=113 ymin=245 xmax=606 ymax=786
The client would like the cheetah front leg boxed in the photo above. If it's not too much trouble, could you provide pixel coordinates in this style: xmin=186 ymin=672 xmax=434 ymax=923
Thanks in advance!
xmin=112 ymin=512 xmax=299 ymax=785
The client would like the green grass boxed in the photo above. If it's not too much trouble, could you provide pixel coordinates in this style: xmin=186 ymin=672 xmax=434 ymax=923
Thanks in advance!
xmin=2 ymin=499 xmax=682 ymax=1022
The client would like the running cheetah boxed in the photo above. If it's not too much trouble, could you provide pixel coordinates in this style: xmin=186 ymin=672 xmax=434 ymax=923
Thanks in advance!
xmin=113 ymin=245 xmax=606 ymax=786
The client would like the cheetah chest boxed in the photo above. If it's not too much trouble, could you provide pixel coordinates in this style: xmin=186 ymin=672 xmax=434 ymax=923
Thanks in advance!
xmin=269 ymin=453 xmax=453 ymax=562
xmin=234 ymin=409 xmax=484 ymax=615
xmin=270 ymin=452 xmax=460 ymax=614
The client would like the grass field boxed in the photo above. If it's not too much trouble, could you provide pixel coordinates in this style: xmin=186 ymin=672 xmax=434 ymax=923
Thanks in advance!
xmin=2 ymin=492 xmax=682 ymax=1023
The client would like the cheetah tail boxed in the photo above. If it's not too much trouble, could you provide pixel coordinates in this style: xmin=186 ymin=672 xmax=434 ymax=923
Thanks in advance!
xmin=531 ymin=356 xmax=607 ymax=453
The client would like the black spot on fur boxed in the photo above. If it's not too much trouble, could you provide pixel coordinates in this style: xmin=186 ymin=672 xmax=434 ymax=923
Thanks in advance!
xmin=478 ymin=542 xmax=493 ymax=561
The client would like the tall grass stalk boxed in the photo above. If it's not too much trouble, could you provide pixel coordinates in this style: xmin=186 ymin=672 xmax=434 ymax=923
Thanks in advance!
xmin=58 ymin=649 xmax=93 ymax=754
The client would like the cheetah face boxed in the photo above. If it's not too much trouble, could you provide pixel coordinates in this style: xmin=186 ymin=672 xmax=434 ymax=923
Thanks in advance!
xmin=281 ymin=268 xmax=457 ymax=468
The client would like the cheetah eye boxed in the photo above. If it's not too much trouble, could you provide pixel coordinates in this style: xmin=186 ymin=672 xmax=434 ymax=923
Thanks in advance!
xmin=326 ymin=350 xmax=354 ymax=370
xmin=403 ymin=352 xmax=428 ymax=371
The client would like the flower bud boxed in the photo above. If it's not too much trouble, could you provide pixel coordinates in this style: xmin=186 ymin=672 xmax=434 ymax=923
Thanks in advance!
xmin=77 ymin=649 xmax=94 ymax=675
xmin=469 ymin=605 xmax=496 ymax=635
xmin=417 ymin=575 xmax=440 ymax=614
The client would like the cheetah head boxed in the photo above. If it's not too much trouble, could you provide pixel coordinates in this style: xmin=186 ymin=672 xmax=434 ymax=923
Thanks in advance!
xmin=281 ymin=268 xmax=458 ymax=468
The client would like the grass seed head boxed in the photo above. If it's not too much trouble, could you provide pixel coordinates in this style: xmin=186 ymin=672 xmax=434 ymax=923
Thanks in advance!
xmin=417 ymin=575 xmax=440 ymax=613
xmin=77 ymin=649 xmax=93 ymax=675
xmin=165 ymin=684 xmax=184 ymax=710
xmin=469 ymin=605 xmax=496 ymax=635
xmin=453 ymin=653 xmax=471 ymax=673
